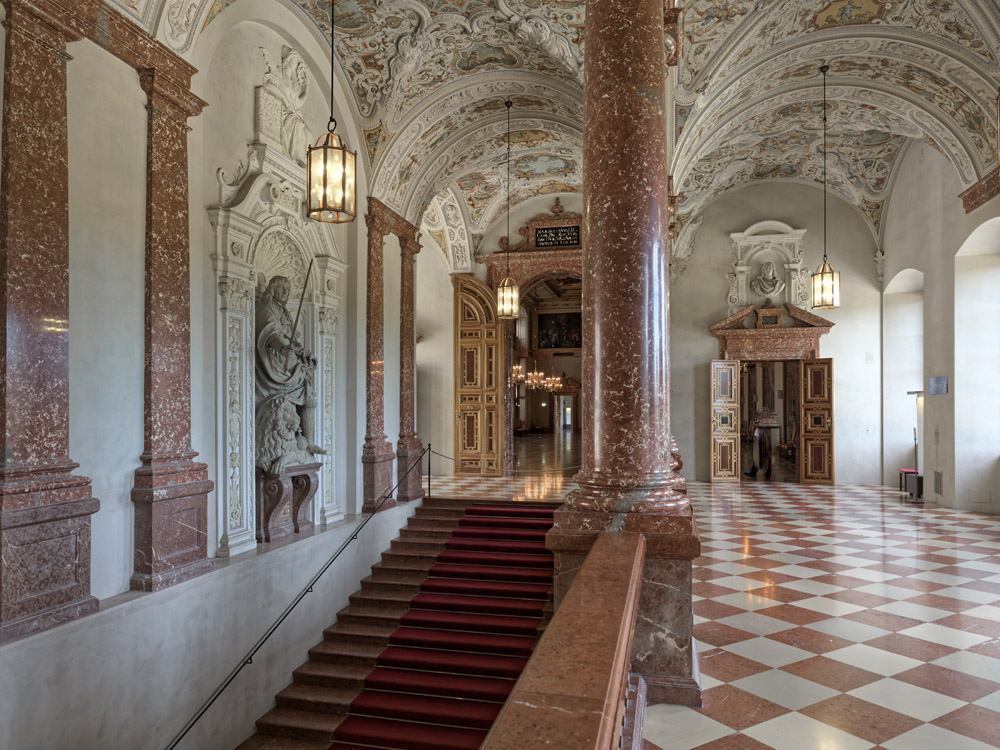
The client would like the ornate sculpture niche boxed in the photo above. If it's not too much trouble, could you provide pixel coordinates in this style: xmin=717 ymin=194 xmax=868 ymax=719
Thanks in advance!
xmin=209 ymin=43 xmax=348 ymax=557
xmin=727 ymin=221 xmax=808 ymax=315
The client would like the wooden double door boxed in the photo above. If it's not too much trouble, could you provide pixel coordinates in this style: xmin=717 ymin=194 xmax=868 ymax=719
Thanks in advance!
xmin=711 ymin=358 xmax=834 ymax=484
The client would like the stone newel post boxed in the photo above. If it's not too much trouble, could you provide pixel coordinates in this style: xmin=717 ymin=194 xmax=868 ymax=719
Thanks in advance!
xmin=546 ymin=0 xmax=701 ymax=705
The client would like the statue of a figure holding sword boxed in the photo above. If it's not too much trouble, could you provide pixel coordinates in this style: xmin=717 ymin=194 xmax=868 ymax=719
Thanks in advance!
xmin=254 ymin=265 xmax=327 ymax=474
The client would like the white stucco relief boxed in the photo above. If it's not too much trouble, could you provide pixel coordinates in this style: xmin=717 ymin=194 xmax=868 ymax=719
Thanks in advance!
xmin=209 ymin=44 xmax=348 ymax=557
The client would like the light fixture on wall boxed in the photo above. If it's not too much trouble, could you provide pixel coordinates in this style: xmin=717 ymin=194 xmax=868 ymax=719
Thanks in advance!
xmin=812 ymin=64 xmax=840 ymax=310
xmin=307 ymin=2 xmax=357 ymax=223
xmin=497 ymin=100 xmax=520 ymax=319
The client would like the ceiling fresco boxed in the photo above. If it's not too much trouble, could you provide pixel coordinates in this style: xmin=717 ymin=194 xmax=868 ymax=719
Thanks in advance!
xmin=119 ymin=0 xmax=1000 ymax=261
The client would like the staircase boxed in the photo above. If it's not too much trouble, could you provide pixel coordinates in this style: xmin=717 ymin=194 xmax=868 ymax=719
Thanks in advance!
xmin=236 ymin=497 xmax=557 ymax=750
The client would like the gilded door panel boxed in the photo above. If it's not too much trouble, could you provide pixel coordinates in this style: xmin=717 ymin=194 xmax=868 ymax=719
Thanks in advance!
xmin=711 ymin=360 xmax=740 ymax=482
xmin=800 ymin=358 xmax=834 ymax=484
xmin=454 ymin=276 xmax=504 ymax=476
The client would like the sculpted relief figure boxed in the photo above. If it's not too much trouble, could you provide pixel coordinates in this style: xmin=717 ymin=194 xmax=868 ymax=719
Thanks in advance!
xmin=255 ymin=275 xmax=326 ymax=474
xmin=260 ymin=46 xmax=312 ymax=167
xmin=512 ymin=15 xmax=581 ymax=77
xmin=751 ymin=261 xmax=786 ymax=300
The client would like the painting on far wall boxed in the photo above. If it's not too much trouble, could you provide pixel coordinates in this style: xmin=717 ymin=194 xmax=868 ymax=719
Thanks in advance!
xmin=536 ymin=312 xmax=582 ymax=349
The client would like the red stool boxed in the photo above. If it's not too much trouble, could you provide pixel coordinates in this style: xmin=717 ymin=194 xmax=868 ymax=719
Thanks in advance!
xmin=898 ymin=468 xmax=917 ymax=491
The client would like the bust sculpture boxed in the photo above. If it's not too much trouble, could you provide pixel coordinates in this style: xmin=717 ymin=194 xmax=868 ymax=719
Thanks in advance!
xmin=255 ymin=275 xmax=326 ymax=474
xmin=751 ymin=261 xmax=786 ymax=299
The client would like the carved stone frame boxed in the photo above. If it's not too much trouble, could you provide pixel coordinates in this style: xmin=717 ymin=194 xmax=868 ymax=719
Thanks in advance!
xmin=727 ymin=220 xmax=809 ymax=314
xmin=210 ymin=144 xmax=347 ymax=558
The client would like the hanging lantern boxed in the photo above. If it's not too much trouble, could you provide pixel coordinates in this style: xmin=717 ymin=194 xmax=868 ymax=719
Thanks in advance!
xmin=497 ymin=101 xmax=520 ymax=319
xmin=497 ymin=275 xmax=519 ymax=320
xmin=307 ymin=127 xmax=356 ymax=223
xmin=307 ymin=2 xmax=356 ymax=224
xmin=812 ymin=261 xmax=840 ymax=310
xmin=812 ymin=64 xmax=840 ymax=310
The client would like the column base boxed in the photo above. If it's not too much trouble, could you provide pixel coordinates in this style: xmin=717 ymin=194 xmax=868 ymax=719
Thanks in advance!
xmin=396 ymin=438 xmax=425 ymax=503
xmin=0 ymin=470 xmax=101 ymax=643
xmin=547 ymin=504 xmax=701 ymax=707
xmin=131 ymin=455 xmax=213 ymax=592
xmin=362 ymin=445 xmax=396 ymax=513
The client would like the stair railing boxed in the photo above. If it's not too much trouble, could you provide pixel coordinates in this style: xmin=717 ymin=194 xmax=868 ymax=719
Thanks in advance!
xmin=164 ymin=444 xmax=432 ymax=750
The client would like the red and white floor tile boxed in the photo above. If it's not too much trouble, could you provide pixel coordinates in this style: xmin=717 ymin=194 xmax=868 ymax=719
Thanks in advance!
xmin=644 ymin=482 xmax=1000 ymax=750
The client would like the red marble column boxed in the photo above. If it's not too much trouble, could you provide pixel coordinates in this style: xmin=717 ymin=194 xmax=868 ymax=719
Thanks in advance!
xmin=546 ymin=0 xmax=701 ymax=705
xmin=129 ymin=70 xmax=213 ymax=592
xmin=0 ymin=2 xmax=100 ymax=643
xmin=396 ymin=235 xmax=424 ymax=502
xmin=362 ymin=200 xmax=396 ymax=513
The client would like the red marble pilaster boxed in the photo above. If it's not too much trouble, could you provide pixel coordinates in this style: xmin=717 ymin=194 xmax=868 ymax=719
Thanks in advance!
xmin=396 ymin=235 xmax=424 ymax=502
xmin=0 ymin=0 xmax=99 ymax=643
xmin=363 ymin=199 xmax=396 ymax=512
xmin=129 ymin=70 xmax=212 ymax=592
xmin=546 ymin=0 xmax=700 ymax=706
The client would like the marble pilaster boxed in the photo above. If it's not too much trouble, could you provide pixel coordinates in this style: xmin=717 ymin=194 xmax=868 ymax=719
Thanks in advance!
xmin=362 ymin=199 xmax=396 ymax=512
xmin=396 ymin=235 xmax=424 ymax=502
xmin=129 ymin=70 xmax=213 ymax=592
xmin=546 ymin=0 xmax=701 ymax=706
xmin=0 ymin=0 xmax=99 ymax=644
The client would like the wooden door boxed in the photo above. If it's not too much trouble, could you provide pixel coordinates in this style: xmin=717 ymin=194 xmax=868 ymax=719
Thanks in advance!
xmin=711 ymin=360 xmax=740 ymax=482
xmin=800 ymin=358 xmax=834 ymax=484
xmin=454 ymin=276 xmax=504 ymax=475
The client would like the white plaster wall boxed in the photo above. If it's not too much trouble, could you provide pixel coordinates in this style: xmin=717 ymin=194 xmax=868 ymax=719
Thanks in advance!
xmin=415 ymin=234 xmax=455 ymax=475
xmin=67 ymin=41 xmax=147 ymax=599
xmin=882 ymin=290 xmax=923 ymax=484
xmin=954 ymin=253 xmax=1000 ymax=512
xmin=0 ymin=503 xmax=417 ymax=750
xmin=670 ymin=182 xmax=882 ymax=485
xmin=881 ymin=141 xmax=1000 ymax=508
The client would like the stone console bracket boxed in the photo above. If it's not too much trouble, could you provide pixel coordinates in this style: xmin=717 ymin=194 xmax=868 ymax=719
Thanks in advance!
xmin=255 ymin=462 xmax=320 ymax=543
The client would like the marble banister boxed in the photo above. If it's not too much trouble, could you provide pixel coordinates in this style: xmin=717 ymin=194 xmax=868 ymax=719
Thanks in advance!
xmin=481 ymin=533 xmax=645 ymax=750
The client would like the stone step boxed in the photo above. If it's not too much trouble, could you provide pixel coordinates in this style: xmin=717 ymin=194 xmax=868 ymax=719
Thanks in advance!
xmin=255 ymin=707 xmax=345 ymax=741
xmin=276 ymin=683 xmax=360 ymax=714
xmin=348 ymin=590 xmax=414 ymax=609
xmin=378 ymin=551 xmax=438 ymax=569
xmin=322 ymin=620 xmax=396 ymax=648
xmin=354 ymin=577 xmax=421 ymax=600
xmin=335 ymin=605 xmax=408 ymax=630
xmin=389 ymin=538 xmax=449 ymax=554
xmin=308 ymin=638 xmax=385 ymax=667
xmin=369 ymin=562 xmax=428 ymax=583
xmin=293 ymin=661 xmax=371 ymax=690
xmin=398 ymin=526 xmax=454 ymax=541
xmin=236 ymin=733 xmax=333 ymax=750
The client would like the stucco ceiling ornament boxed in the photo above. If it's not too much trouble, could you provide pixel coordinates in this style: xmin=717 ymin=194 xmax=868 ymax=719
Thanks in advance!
xmin=440 ymin=188 xmax=472 ymax=273
xmin=162 ymin=0 xmax=212 ymax=52
xmin=495 ymin=0 xmax=583 ymax=82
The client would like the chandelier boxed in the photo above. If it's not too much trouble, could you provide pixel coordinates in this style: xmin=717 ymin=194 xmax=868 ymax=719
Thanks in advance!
xmin=812 ymin=64 xmax=840 ymax=310
xmin=525 ymin=369 xmax=547 ymax=389
xmin=307 ymin=0 xmax=356 ymax=223
xmin=496 ymin=101 xmax=519 ymax=319
xmin=511 ymin=363 xmax=525 ymax=383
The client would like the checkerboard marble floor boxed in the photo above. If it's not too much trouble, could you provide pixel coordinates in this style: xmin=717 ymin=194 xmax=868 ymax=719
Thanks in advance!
xmin=644 ymin=482 xmax=1000 ymax=750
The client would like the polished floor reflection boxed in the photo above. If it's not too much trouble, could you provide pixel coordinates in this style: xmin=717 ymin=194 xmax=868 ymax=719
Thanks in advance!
xmin=645 ymin=482 xmax=1000 ymax=750
xmin=424 ymin=432 xmax=580 ymax=504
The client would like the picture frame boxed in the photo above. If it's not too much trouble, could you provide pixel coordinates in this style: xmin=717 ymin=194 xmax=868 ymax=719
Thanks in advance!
xmin=534 ymin=311 xmax=582 ymax=350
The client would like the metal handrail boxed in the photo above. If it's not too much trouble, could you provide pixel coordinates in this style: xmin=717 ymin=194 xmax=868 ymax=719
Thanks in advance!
xmin=164 ymin=444 xmax=431 ymax=750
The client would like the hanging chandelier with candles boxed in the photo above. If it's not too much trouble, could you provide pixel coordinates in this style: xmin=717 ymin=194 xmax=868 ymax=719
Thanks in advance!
xmin=812 ymin=64 xmax=841 ymax=310
xmin=496 ymin=101 xmax=520 ymax=319
xmin=307 ymin=3 xmax=356 ymax=224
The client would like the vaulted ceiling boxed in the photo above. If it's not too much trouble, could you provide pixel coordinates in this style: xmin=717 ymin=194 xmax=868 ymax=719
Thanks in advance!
xmin=117 ymin=0 xmax=1000 ymax=265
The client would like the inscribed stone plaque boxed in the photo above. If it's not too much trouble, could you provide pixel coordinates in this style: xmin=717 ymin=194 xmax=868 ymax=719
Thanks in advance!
xmin=535 ymin=225 xmax=580 ymax=248
xmin=928 ymin=376 xmax=948 ymax=395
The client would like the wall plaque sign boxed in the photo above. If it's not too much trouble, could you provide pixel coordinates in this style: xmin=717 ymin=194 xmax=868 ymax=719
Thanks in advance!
xmin=535 ymin=225 xmax=580 ymax=248
xmin=928 ymin=376 xmax=949 ymax=395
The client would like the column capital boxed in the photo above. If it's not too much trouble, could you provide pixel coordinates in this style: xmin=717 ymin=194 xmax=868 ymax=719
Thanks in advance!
xmin=3 ymin=0 xmax=84 ymax=49
xmin=400 ymin=233 xmax=422 ymax=257
xmin=138 ymin=68 xmax=207 ymax=125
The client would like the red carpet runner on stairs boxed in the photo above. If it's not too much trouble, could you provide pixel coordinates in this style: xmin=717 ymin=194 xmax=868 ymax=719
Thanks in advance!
xmin=328 ymin=501 xmax=555 ymax=750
